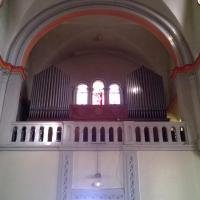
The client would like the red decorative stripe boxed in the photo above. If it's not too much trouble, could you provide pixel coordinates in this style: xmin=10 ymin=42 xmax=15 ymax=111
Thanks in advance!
xmin=170 ymin=54 xmax=200 ymax=79
xmin=0 ymin=55 xmax=27 ymax=79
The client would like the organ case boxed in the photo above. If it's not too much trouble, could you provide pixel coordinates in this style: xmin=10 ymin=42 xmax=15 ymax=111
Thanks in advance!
xmin=28 ymin=66 xmax=70 ymax=120
xmin=126 ymin=66 xmax=166 ymax=120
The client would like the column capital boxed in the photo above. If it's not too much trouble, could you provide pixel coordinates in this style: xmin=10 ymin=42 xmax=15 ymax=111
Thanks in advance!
xmin=170 ymin=54 xmax=200 ymax=80
xmin=0 ymin=55 xmax=27 ymax=79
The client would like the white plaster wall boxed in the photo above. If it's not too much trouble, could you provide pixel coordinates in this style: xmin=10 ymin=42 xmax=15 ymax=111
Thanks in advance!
xmin=0 ymin=71 xmax=8 ymax=120
xmin=0 ymin=73 xmax=23 ymax=145
xmin=138 ymin=151 xmax=200 ymax=200
xmin=163 ymin=0 xmax=200 ymax=57
xmin=0 ymin=151 xmax=59 ymax=200
xmin=192 ymin=1 xmax=200 ymax=56
xmin=0 ymin=1 xmax=8 ymax=57
xmin=72 ymin=151 xmax=124 ymax=189
xmin=163 ymin=0 xmax=189 ymax=27
xmin=0 ymin=150 xmax=200 ymax=200
xmin=175 ymin=74 xmax=199 ymax=143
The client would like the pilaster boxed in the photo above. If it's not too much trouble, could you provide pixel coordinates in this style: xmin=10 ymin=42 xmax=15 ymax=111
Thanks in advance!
xmin=57 ymin=151 xmax=73 ymax=200
xmin=175 ymin=74 xmax=198 ymax=144
xmin=123 ymin=151 xmax=140 ymax=200
xmin=0 ymin=70 xmax=9 ymax=120
xmin=88 ymin=87 xmax=92 ymax=104
xmin=0 ymin=73 xmax=23 ymax=144
xmin=188 ymin=74 xmax=200 ymax=148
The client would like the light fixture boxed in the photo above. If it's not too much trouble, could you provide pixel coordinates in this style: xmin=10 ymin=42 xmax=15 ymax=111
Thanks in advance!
xmin=92 ymin=172 xmax=102 ymax=188
xmin=92 ymin=151 xmax=103 ymax=188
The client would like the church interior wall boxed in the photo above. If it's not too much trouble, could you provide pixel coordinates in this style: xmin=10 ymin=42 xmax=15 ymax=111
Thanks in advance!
xmin=0 ymin=73 xmax=23 ymax=144
xmin=192 ymin=1 xmax=200 ymax=57
xmin=175 ymin=74 xmax=199 ymax=142
xmin=72 ymin=151 xmax=124 ymax=189
xmin=0 ymin=1 xmax=200 ymax=200
xmin=0 ymin=151 xmax=59 ymax=200
xmin=0 ymin=0 xmax=8 ymax=57
xmin=138 ymin=151 xmax=200 ymax=200
xmin=0 ymin=150 xmax=200 ymax=200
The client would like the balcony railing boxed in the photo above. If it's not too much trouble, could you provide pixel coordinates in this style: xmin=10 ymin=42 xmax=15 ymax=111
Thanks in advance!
xmin=8 ymin=121 xmax=191 ymax=148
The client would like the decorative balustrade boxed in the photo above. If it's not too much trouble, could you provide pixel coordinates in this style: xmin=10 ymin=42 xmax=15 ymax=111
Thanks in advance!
xmin=10 ymin=122 xmax=63 ymax=146
xmin=9 ymin=121 xmax=190 ymax=147
xmin=123 ymin=121 xmax=188 ymax=145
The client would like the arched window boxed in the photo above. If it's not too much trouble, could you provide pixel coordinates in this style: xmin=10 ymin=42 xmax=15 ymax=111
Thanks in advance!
xmin=76 ymin=84 xmax=88 ymax=105
xmin=92 ymin=80 xmax=104 ymax=105
xmin=109 ymin=84 xmax=121 ymax=104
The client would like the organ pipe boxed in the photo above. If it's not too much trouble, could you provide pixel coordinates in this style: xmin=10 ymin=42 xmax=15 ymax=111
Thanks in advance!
xmin=28 ymin=66 xmax=70 ymax=121
xmin=126 ymin=66 xmax=166 ymax=121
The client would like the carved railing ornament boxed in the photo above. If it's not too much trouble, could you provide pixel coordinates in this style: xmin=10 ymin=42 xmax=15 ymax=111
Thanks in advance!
xmin=128 ymin=155 xmax=135 ymax=200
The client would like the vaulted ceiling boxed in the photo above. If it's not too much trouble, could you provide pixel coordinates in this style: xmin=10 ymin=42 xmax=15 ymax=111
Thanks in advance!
xmin=28 ymin=15 xmax=172 ymax=74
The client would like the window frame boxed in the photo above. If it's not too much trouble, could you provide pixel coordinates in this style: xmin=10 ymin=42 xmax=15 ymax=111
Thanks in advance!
xmin=108 ymin=83 xmax=122 ymax=105
xmin=75 ymin=80 xmax=122 ymax=105
xmin=92 ymin=80 xmax=105 ymax=105
xmin=75 ymin=83 xmax=89 ymax=105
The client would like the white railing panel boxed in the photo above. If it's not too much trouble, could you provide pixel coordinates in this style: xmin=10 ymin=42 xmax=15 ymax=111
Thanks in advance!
xmin=10 ymin=122 xmax=64 ymax=146
xmin=9 ymin=121 xmax=190 ymax=148
xmin=123 ymin=121 xmax=189 ymax=145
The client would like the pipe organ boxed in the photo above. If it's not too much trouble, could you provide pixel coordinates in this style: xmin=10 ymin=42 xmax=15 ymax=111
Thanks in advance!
xmin=126 ymin=66 xmax=166 ymax=120
xmin=28 ymin=66 xmax=70 ymax=120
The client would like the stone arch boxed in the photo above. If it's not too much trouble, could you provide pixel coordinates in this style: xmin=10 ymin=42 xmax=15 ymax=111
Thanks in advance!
xmin=6 ymin=0 xmax=193 ymax=67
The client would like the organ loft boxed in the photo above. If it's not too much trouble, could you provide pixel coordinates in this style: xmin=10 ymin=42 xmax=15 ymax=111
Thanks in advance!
xmin=0 ymin=1 xmax=200 ymax=200
xmin=22 ymin=65 xmax=167 ymax=122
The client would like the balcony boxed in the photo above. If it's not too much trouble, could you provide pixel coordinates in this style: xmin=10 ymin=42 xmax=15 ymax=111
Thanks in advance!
xmin=8 ymin=121 xmax=193 ymax=150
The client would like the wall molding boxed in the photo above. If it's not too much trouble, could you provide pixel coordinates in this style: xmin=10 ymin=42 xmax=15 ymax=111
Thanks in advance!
xmin=0 ymin=144 xmax=197 ymax=151
xmin=57 ymin=151 xmax=73 ymax=200
xmin=124 ymin=152 xmax=140 ymax=200
xmin=128 ymin=155 xmax=136 ymax=199
xmin=72 ymin=189 xmax=124 ymax=200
